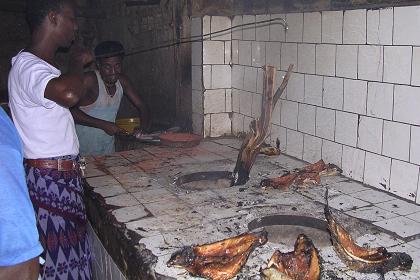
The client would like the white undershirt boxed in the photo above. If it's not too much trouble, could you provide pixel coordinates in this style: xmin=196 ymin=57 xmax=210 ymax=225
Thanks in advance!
xmin=8 ymin=51 xmax=79 ymax=159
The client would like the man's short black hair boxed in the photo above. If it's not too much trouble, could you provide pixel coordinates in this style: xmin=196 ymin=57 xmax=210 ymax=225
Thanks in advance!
xmin=95 ymin=41 xmax=125 ymax=59
xmin=25 ymin=0 xmax=68 ymax=33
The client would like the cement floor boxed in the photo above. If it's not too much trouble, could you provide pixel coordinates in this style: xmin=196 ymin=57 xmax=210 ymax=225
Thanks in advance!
xmin=84 ymin=137 xmax=420 ymax=279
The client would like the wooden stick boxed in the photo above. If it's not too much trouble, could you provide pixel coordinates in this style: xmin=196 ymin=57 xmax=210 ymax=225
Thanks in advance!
xmin=232 ymin=64 xmax=293 ymax=186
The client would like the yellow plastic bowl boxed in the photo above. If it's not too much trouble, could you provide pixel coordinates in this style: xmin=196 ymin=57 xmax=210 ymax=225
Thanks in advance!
xmin=116 ymin=117 xmax=140 ymax=134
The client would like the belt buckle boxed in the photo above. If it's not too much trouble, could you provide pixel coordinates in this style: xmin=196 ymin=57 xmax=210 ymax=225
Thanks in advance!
xmin=57 ymin=158 xmax=64 ymax=171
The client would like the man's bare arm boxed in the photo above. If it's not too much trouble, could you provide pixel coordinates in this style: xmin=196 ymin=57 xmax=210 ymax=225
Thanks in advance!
xmin=0 ymin=257 xmax=39 ymax=280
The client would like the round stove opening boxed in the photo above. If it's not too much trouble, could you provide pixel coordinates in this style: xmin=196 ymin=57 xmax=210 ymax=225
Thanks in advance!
xmin=248 ymin=215 xmax=331 ymax=248
xmin=174 ymin=171 xmax=233 ymax=190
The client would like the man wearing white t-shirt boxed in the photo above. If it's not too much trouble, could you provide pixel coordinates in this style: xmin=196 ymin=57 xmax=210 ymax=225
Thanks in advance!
xmin=8 ymin=0 xmax=94 ymax=279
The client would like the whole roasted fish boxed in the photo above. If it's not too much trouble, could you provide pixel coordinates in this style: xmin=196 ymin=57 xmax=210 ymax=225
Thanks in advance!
xmin=261 ymin=234 xmax=321 ymax=280
xmin=167 ymin=230 xmax=268 ymax=280
xmin=324 ymin=189 xmax=413 ymax=275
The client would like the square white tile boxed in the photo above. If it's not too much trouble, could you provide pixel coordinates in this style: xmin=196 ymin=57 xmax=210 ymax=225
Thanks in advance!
xmin=251 ymin=41 xmax=266 ymax=67
xmin=286 ymin=129 xmax=304 ymax=159
xmin=231 ymin=40 xmax=239 ymax=64
xmin=281 ymin=100 xmax=298 ymax=130
xmin=265 ymin=42 xmax=281 ymax=69
xmin=367 ymin=8 xmax=393 ymax=45
xmin=242 ymin=15 xmax=256 ymax=40
xmin=303 ymin=134 xmax=322 ymax=163
xmin=357 ymin=116 xmax=383 ymax=154
xmin=321 ymin=10 xmax=343 ymax=44
xmin=374 ymin=216 xmax=420 ymax=238
xmin=203 ymin=65 xmax=211 ymax=89
xmin=203 ymin=41 xmax=225 ymax=64
xmin=303 ymin=12 xmax=321 ymax=43
xmin=342 ymin=146 xmax=365 ymax=181
xmin=269 ymin=14 xmax=286 ymax=41
xmin=376 ymin=198 xmax=420 ymax=215
xmin=316 ymin=107 xmax=335 ymax=141
xmin=298 ymin=103 xmax=316 ymax=135
xmin=243 ymin=66 xmax=257 ymax=92
xmin=343 ymin=9 xmax=366 ymax=44
xmin=346 ymin=205 xmax=399 ymax=222
xmin=232 ymin=65 xmax=244 ymax=89
xmin=383 ymin=46 xmax=412 ymax=85
xmin=315 ymin=44 xmax=336 ymax=76
xmin=210 ymin=16 xmax=231 ymax=41
xmin=363 ymin=152 xmax=391 ymax=190
xmin=281 ymin=43 xmax=298 ymax=71
xmin=238 ymin=40 xmax=252 ymax=66
xmin=366 ymin=82 xmax=393 ymax=120
xmin=336 ymin=45 xmax=358 ymax=79
xmin=393 ymin=85 xmax=420 ymax=126
xmin=297 ymin=44 xmax=315 ymax=74
xmin=323 ymin=76 xmax=343 ymax=110
xmin=328 ymin=194 xmax=370 ymax=211
xmin=286 ymin=72 xmax=304 ymax=102
xmin=358 ymin=45 xmax=383 ymax=82
xmin=256 ymin=14 xmax=270 ymax=41
xmin=210 ymin=113 xmax=231 ymax=137
xmin=411 ymin=47 xmax=420 ymax=86
xmin=410 ymin=126 xmax=420 ymax=165
xmin=304 ymin=74 xmax=323 ymax=106
xmin=211 ymin=65 xmax=231 ymax=89
xmin=343 ymin=79 xmax=367 ymax=114
xmin=285 ymin=13 xmax=303 ymax=42
xmin=389 ymin=159 xmax=419 ymax=201
xmin=393 ymin=5 xmax=420 ymax=45
xmin=204 ymin=89 xmax=226 ymax=114
xmin=335 ymin=111 xmax=358 ymax=147
xmin=382 ymin=121 xmax=410 ymax=161
xmin=322 ymin=139 xmax=343 ymax=168
xmin=232 ymin=16 xmax=242 ymax=40
xmin=239 ymin=90 xmax=253 ymax=116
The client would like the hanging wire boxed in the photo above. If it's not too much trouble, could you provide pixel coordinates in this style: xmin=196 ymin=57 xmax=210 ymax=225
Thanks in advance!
xmin=124 ymin=17 xmax=288 ymax=56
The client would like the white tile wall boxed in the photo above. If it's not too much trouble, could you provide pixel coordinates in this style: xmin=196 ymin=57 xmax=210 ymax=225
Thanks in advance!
xmin=316 ymin=107 xmax=335 ymax=141
xmin=394 ymin=85 xmax=420 ymax=126
xmin=304 ymin=75 xmax=323 ymax=106
xmin=286 ymin=129 xmax=304 ymax=159
xmin=321 ymin=10 xmax=343 ymax=44
xmin=342 ymin=146 xmax=365 ymax=181
xmin=192 ymin=112 xmax=203 ymax=135
xmin=242 ymin=15 xmax=256 ymax=40
xmin=323 ymin=77 xmax=343 ymax=110
xmin=281 ymin=100 xmax=298 ymax=130
xmin=194 ymin=6 xmax=420 ymax=203
xmin=210 ymin=113 xmax=231 ymax=137
xmin=303 ymin=134 xmax=322 ymax=163
xmin=383 ymin=121 xmax=410 ymax=161
xmin=285 ymin=13 xmax=303 ymax=42
xmin=358 ymin=45 xmax=383 ymax=82
xmin=411 ymin=126 xmax=420 ymax=165
xmin=390 ymin=159 xmax=419 ymax=201
xmin=343 ymin=79 xmax=367 ymax=114
xmin=211 ymin=65 xmax=231 ymax=89
xmin=298 ymin=103 xmax=316 ymax=135
xmin=298 ymin=44 xmax=315 ymax=74
xmin=367 ymin=8 xmax=393 ymax=45
xmin=393 ymin=5 xmax=420 ymax=45
xmin=204 ymin=89 xmax=226 ymax=114
xmin=251 ymin=41 xmax=266 ymax=67
xmin=303 ymin=12 xmax=321 ymax=43
xmin=335 ymin=111 xmax=358 ymax=147
xmin=364 ymin=152 xmax=391 ymax=190
xmin=269 ymin=14 xmax=286 ymax=41
xmin=343 ymin=9 xmax=366 ymax=44
xmin=336 ymin=45 xmax=358 ymax=79
xmin=411 ymin=47 xmax=420 ymax=86
xmin=383 ymin=46 xmax=412 ymax=85
xmin=322 ymin=140 xmax=342 ymax=167
xmin=367 ymin=82 xmax=393 ymax=120
xmin=286 ymin=72 xmax=304 ymax=102
xmin=203 ymin=41 xmax=225 ymax=65
xmin=357 ymin=116 xmax=383 ymax=154
xmin=316 ymin=44 xmax=336 ymax=76
xmin=265 ymin=42 xmax=281 ymax=69
xmin=211 ymin=16 xmax=231 ymax=41
xmin=281 ymin=43 xmax=298 ymax=71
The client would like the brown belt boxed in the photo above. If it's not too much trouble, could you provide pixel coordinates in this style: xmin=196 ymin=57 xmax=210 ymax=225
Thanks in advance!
xmin=24 ymin=159 xmax=79 ymax=171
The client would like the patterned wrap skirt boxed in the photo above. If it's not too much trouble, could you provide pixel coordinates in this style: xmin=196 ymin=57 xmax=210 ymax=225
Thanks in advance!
xmin=25 ymin=155 xmax=92 ymax=280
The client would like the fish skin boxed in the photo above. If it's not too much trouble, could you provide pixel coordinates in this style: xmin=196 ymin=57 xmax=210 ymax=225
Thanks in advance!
xmin=167 ymin=230 xmax=268 ymax=280
xmin=263 ymin=234 xmax=321 ymax=280
xmin=324 ymin=189 xmax=413 ymax=274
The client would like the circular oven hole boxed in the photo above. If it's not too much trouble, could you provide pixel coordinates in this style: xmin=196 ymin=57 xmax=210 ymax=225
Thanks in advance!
xmin=174 ymin=171 xmax=233 ymax=190
xmin=248 ymin=215 xmax=331 ymax=248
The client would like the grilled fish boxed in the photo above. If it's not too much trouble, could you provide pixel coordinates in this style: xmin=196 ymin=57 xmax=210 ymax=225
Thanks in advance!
xmin=167 ymin=230 xmax=268 ymax=280
xmin=324 ymin=189 xmax=413 ymax=274
xmin=260 ymin=160 xmax=342 ymax=190
xmin=261 ymin=234 xmax=321 ymax=280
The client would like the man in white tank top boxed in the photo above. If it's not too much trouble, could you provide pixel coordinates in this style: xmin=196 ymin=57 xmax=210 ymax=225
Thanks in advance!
xmin=71 ymin=41 xmax=150 ymax=155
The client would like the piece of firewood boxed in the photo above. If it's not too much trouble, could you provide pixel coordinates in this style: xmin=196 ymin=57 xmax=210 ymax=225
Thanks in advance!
xmin=232 ymin=64 xmax=293 ymax=186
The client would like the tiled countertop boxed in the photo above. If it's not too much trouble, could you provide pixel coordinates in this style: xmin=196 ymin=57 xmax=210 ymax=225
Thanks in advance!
xmin=84 ymin=138 xmax=420 ymax=280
